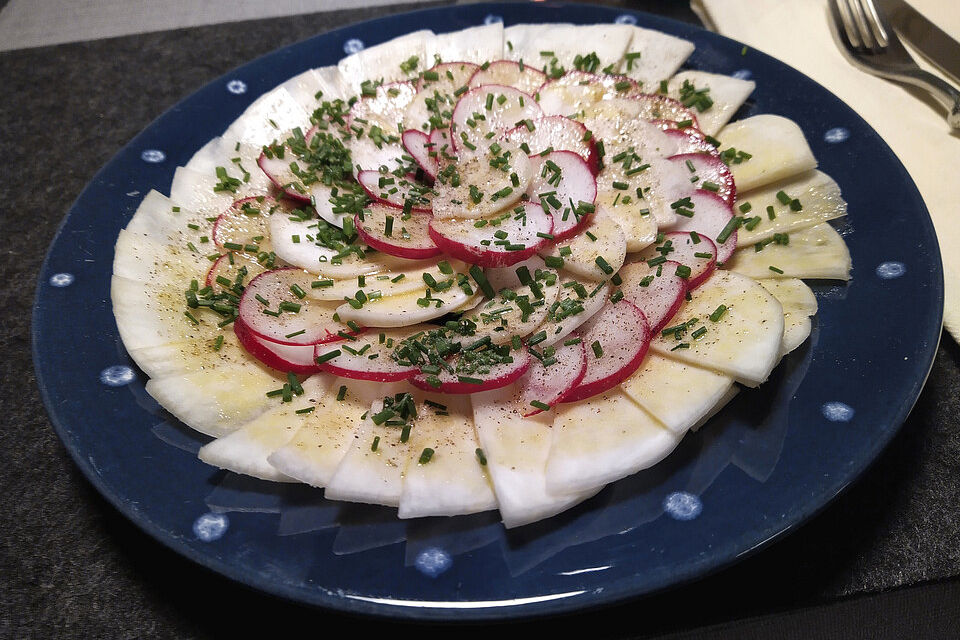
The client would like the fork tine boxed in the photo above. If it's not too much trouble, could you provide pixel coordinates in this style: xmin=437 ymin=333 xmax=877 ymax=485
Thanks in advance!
xmin=859 ymin=0 xmax=890 ymax=48
xmin=847 ymin=0 xmax=878 ymax=49
xmin=832 ymin=0 xmax=863 ymax=49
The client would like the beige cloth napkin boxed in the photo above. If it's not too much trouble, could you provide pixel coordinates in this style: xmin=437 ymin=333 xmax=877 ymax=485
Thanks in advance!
xmin=693 ymin=0 xmax=960 ymax=341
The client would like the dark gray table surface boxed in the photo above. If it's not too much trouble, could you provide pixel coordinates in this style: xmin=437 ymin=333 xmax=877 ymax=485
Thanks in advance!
xmin=3 ymin=1 xmax=959 ymax=637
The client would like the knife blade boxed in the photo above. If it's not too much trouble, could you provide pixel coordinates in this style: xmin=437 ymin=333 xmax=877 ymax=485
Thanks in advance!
xmin=878 ymin=0 xmax=960 ymax=86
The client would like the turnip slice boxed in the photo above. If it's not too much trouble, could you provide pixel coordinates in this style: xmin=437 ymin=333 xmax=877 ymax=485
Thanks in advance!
xmin=617 ymin=261 xmax=687 ymax=333
xmin=667 ymin=70 xmax=756 ymax=135
xmin=505 ymin=115 xmax=601 ymax=175
xmin=668 ymin=153 xmax=736 ymax=206
xmin=170 ymin=166 xmax=258 ymax=217
xmin=212 ymin=196 xmax=278 ymax=255
xmin=620 ymin=353 xmax=734 ymax=434
xmin=536 ymin=275 xmax=610 ymax=347
xmin=308 ymin=181 xmax=354 ymax=229
xmin=239 ymin=268 xmax=356 ymax=346
xmin=123 ymin=190 xmax=208 ymax=247
xmin=637 ymin=231 xmax=718 ymax=290
xmin=356 ymin=170 xmax=433 ymax=212
xmin=233 ymin=316 xmax=319 ymax=375
xmin=124 ymin=331 xmax=249 ymax=380
xmin=354 ymin=203 xmax=440 ymax=260
xmin=266 ymin=377 xmax=391 ymax=487
xmin=410 ymin=347 xmax=531 ymax=394
xmin=526 ymin=150 xmax=597 ymax=241
xmin=431 ymin=141 xmax=533 ymax=220
xmin=724 ymin=222 xmax=852 ymax=281
xmin=113 ymin=228 xmax=206 ymax=289
xmin=756 ymin=278 xmax=819 ymax=356
xmin=594 ymin=167 xmax=659 ymax=251
xmin=401 ymin=129 xmax=439 ymax=179
xmin=540 ymin=206 xmax=626 ymax=281
xmin=517 ymin=339 xmax=587 ymax=416
xmin=268 ymin=211 xmax=381 ymax=279
xmin=461 ymin=270 xmax=562 ymax=345
xmin=560 ymin=300 xmax=652 ymax=403
xmin=618 ymin=26 xmax=695 ymax=89
xmin=427 ymin=23 xmax=503 ymax=64
xmin=337 ymin=30 xmax=431 ymax=92
xmin=187 ymin=137 xmax=273 ymax=194
xmin=450 ymin=84 xmax=542 ymax=151
xmin=430 ymin=201 xmax=553 ymax=267
xmin=315 ymin=327 xmax=421 ymax=382
xmin=503 ymin=24 xmax=634 ymax=73
xmin=398 ymin=392 xmax=498 ymax=518
xmin=468 ymin=60 xmax=547 ymax=94
xmin=306 ymin=258 xmax=468 ymax=301
xmin=734 ymin=170 xmax=847 ymax=244
xmin=335 ymin=275 xmax=479 ymax=327
xmin=546 ymin=389 xmax=679 ymax=494
xmin=404 ymin=61 xmax=480 ymax=131
xmin=222 ymin=87 xmax=311 ymax=148
xmin=536 ymin=71 xmax=643 ymax=116
xmin=662 ymin=190 xmax=738 ymax=264
xmin=651 ymin=270 xmax=784 ymax=387
xmin=198 ymin=374 xmax=331 ymax=482
xmin=471 ymin=385 xmax=600 ymax=528
xmin=717 ymin=115 xmax=817 ymax=192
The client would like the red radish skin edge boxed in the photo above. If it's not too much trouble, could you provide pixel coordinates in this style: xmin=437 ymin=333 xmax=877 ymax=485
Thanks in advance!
xmin=356 ymin=170 xmax=433 ymax=213
xmin=317 ymin=357 xmax=419 ymax=383
xmin=410 ymin=351 xmax=532 ymax=394
xmin=212 ymin=196 xmax=274 ymax=249
xmin=354 ymin=212 xmax=442 ymax=260
xmin=519 ymin=340 xmax=587 ymax=417
xmin=234 ymin=317 xmax=320 ymax=375
xmin=401 ymin=129 xmax=439 ymax=180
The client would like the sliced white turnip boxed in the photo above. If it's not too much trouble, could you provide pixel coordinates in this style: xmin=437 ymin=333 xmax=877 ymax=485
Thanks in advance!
xmin=337 ymin=30 xmax=431 ymax=93
xmin=431 ymin=141 xmax=533 ymax=220
xmin=269 ymin=210 xmax=381 ymax=278
xmin=504 ymin=24 xmax=634 ymax=73
xmin=307 ymin=181 xmax=354 ymax=229
xmin=636 ymin=231 xmax=718 ymax=290
xmin=356 ymin=170 xmax=433 ymax=212
xmin=517 ymin=339 xmax=586 ymax=416
xmin=410 ymin=346 xmax=531 ymax=394
xmin=724 ymin=222 xmax=852 ymax=281
xmin=238 ymin=268 xmax=357 ymax=346
xmin=668 ymin=152 xmax=736 ymax=206
xmin=468 ymin=60 xmax=547 ymax=94
xmin=651 ymin=270 xmax=784 ymax=387
xmin=756 ymin=278 xmax=819 ymax=356
xmin=233 ymin=316 xmax=319 ymax=375
xmin=306 ymin=258 xmax=469 ymax=301
xmin=505 ymin=115 xmax=601 ymax=175
xmin=461 ymin=267 xmax=562 ymax=345
xmin=526 ymin=150 xmax=597 ymax=242
xmin=426 ymin=23 xmax=503 ymax=64
xmin=662 ymin=190 xmax=738 ymax=264
xmin=560 ymin=300 xmax=652 ymax=403
xmin=256 ymin=125 xmax=324 ymax=203
xmin=205 ymin=251 xmax=267 ymax=292
xmin=212 ymin=196 xmax=276 ymax=256
xmin=667 ymin=70 xmax=756 ymax=135
xmin=618 ymin=25 xmax=695 ymax=89
xmin=617 ymin=260 xmax=687 ymax=334
xmin=222 ymin=87 xmax=311 ymax=148
xmin=354 ymin=203 xmax=440 ymax=260
xmin=401 ymin=129 xmax=439 ymax=179
xmin=536 ymin=71 xmax=644 ymax=116
xmin=335 ymin=275 xmax=479 ymax=327
xmin=314 ymin=328 xmax=421 ymax=382
xmin=717 ymin=115 xmax=818 ymax=192
xmin=430 ymin=201 xmax=553 ymax=267
xmin=539 ymin=206 xmax=626 ymax=281
xmin=450 ymin=84 xmax=542 ymax=151
xmin=734 ymin=170 xmax=847 ymax=245
xmin=169 ymin=166 xmax=260 ymax=217
xmin=404 ymin=61 xmax=480 ymax=132
xmin=536 ymin=274 xmax=610 ymax=347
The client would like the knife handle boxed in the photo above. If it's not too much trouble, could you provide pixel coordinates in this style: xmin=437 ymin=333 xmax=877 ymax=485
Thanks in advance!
xmin=896 ymin=67 xmax=960 ymax=129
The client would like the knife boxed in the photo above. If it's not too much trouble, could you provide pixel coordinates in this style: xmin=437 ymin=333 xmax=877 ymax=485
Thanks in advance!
xmin=877 ymin=0 xmax=960 ymax=86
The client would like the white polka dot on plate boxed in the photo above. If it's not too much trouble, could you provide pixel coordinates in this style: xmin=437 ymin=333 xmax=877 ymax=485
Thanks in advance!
xmin=876 ymin=261 xmax=906 ymax=279
xmin=193 ymin=512 xmax=229 ymax=542
xmin=483 ymin=14 xmax=503 ymax=25
xmin=732 ymin=69 xmax=752 ymax=80
xmin=414 ymin=547 xmax=452 ymax=577
xmin=49 ymin=273 xmax=74 ymax=287
xmin=615 ymin=14 xmax=638 ymax=25
xmin=100 ymin=365 xmax=135 ymax=387
xmin=822 ymin=401 xmax=854 ymax=422
xmin=343 ymin=38 xmax=364 ymax=55
xmin=824 ymin=127 xmax=850 ymax=143
xmin=140 ymin=149 xmax=165 ymax=163
xmin=226 ymin=79 xmax=247 ymax=95
xmin=663 ymin=492 xmax=702 ymax=520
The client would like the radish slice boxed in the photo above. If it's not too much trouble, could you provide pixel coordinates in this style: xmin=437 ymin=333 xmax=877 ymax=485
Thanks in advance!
xmin=517 ymin=339 xmax=587 ymax=416
xmin=238 ymin=268 xmax=358 ymax=346
xmin=617 ymin=261 xmax=686 ymax=334
xmin=212 ymin=196 xmax=277 ymax=255
xmin=205 ymin=252 xmax=267 ymax=291
xmin=233 ymin=316 xmax=319 ymax=375
xmin=404 ymin=62 xmax=480 ymax=133
xmin=410 ymin=347 xmax=531 ymax=394
xmin=536 ymin=71 xmax=644 ymax=116
xmin=268 ymin=211 xmax=382 ymax=278
xmin=431 ymin=141 xmax=533 ymax=220
xmin=505 ymin=115 xmax=601 ymax=175
xmin=537 ymin=275 xmax=610 ymax=347
xmin=356 ymin=170 xmax=433 ymax=212
xmin=461 ymin=270 xmax=562 ymax=345
xmin=347 ymin=81 xmax=417 ymax=131
xmin=429 ymin=202 xmax=553 ymax=267
xmin=526 ymin=150 xmax=597 ymax=242
xmin=662 ymin=190 xmax=738 ymax=263
xmin=306 ymin=258 xmax=468 ymax=301
xmin=450 ymin=84 xmax=542 ymax=151
xmin=354 ymin=203 xmax=441 ymax=260
xmin=540 ymin=206 xmax=626 ymax=281
xmin=314 ymin=328 xmax=420 ymax=382
xmin=401 ymin=129 xmax=439 ymax=179
xmin=636 ymin=231 xmax=718 ymax=290
xmin=661 ymin=127 xmax=719 ymax=156
xmin=468 ymin=60 xmax=547 ymax=94
xmin=668 ymin=153 xmax=736 ymax=206
xmin=256 ymin=125 xmax=324 ymax=203
xmin=560 ymin=301 xmax=652 ymax=403
xmin=416 ymin=61 xmax=480 ymax=92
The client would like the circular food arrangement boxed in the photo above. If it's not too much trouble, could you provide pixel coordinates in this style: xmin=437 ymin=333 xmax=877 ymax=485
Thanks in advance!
xmin=112 ymin=21 xmax=852 ymax=528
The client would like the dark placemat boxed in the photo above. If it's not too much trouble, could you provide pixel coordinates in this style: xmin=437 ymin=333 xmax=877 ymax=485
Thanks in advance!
xmin=3 ymin=1 xmax=959 ymax=637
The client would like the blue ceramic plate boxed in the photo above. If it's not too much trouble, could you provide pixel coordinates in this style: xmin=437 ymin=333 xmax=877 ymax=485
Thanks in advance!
xmin=33 ymin=1 xmax=943 ymax=621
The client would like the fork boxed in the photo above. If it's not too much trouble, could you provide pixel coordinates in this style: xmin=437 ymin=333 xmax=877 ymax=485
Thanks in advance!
xmin=829 ymin=0 xmax=960 ymax=129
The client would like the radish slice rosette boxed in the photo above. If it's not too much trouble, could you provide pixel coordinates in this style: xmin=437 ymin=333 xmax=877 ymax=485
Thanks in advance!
xmin=526 ymin=150 xmax=597 ymax=241
xmin=238 ymin=268 xmax=359 ymax=346
xmin=354 ymin=203 xmax=441 ymax=260
xmin=429 ymin=202 xmax=554 ymax=268
xmin=233 ymin=317 xmax=319 ymax=375
xmin=560 ymin=301 xmax=652 ymax=404
xmin=517 ymin=339 xmax=587 ymax=416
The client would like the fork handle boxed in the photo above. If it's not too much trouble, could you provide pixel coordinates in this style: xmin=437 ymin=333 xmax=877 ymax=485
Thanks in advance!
xmin=890 ymin=67 xmax=960 ymax=129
